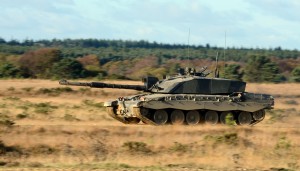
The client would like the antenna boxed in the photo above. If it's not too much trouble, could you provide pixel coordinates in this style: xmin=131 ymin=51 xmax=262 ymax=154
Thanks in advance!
xmin=223 ymin=31 xmax=227 ymax=78
xmin=214 ymin=52 xmax=219 ymax=78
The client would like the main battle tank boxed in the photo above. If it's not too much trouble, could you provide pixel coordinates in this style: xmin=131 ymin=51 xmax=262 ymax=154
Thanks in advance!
xmin=59 ymin=67 xmax=274 ymax=126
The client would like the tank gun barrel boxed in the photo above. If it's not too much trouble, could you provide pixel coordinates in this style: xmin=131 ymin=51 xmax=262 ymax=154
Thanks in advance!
xmin=59 ymin=79 xmax=146 ymax=91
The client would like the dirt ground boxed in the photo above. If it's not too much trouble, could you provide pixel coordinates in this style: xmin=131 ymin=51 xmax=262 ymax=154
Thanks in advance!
xmin=0 ymin=79 xmax=299 ymax=171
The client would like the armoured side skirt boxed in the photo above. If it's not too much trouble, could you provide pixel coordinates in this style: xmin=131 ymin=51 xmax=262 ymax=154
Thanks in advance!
xmin=140 ymin=101 xmax=269 ymax=112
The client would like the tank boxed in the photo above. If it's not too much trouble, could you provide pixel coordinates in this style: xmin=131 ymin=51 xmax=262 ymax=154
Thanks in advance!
xmin=59 ymin=67 xmax=274 ymax=126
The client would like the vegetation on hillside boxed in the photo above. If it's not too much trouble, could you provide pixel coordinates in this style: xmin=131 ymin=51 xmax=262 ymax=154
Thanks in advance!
xmin=0 ymin=38 xmax=299 ymax=82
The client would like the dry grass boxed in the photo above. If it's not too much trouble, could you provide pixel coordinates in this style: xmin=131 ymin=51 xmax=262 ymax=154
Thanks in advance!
xmin=0 ymin=79 xmax=299 ymax=171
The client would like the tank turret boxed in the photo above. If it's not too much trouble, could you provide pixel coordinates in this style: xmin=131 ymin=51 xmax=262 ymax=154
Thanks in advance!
xmin=60 ymin=67 xmax=246 ymax=95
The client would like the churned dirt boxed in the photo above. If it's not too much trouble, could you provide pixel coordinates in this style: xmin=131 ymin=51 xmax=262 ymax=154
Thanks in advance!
xmin=0 ymin=79 xmax=299 ymax=171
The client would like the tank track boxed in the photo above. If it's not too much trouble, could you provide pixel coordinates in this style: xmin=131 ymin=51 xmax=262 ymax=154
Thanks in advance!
xmin=106 ymin=107 xmax=130 ymax=124
xmin=107 ymin=106 xmax=266 ymax=126
xmin=134 ymin=107 xmax=266 ymax=126
xmin=133 ymin=107 xmax=157 ymax=125
xmin=250 ymin=110 xmax=265 ymax=126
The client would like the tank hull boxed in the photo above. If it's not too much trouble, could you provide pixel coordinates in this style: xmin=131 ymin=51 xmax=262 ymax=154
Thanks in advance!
xmin=104 ymin=92 xmax=274 ymax=126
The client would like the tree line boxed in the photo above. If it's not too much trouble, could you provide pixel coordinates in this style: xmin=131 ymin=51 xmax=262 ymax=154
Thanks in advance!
xmin=0 ymin=38 xmax=299 ymax=83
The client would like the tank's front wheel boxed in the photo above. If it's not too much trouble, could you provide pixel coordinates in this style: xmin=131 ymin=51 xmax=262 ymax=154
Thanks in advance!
xmin=237 ymin=112 xmax=252 ymax=125
xmin=253 ymin=110 xmax=265 ymax=121
xmin=153 ymin=110 xmax=168 ymax=125
xmin=170 ymin=110 xmax=185 ymax=125
xmin=186 ymin=110 xmax=200 ymax=125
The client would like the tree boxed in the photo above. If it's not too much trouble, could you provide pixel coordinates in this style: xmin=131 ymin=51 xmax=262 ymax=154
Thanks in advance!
xmin=0 ymin=37 xmax=5 ymax=44
xmin=243 ymin=55 xmax=285 ymax=83
xmin=19 ymin=48 xmax=62 ymax=78
xmin=0 ymin=63 xmax=21 ymax=78
xmin=223 ymin=64 xmax=242 ymax=80
xmin=77 ymin=54 xmax=101 ymax=71
xmin=291 ymin=66 xmax=300 ymax=82
xmin=51 ymin=58 xmax=87 ymax=79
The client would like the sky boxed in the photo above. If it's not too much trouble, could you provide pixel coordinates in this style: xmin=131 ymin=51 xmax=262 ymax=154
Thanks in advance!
xmin=1 ymin=0 xmax=300 ymax=49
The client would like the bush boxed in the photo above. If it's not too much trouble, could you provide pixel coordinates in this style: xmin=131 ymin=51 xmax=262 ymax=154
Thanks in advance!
xmin=3 ymin=96 xmax=20 ymax=101
xmin=204 ymin=133 xmax=238 ymax=145
xmin=284 ymin=100 xmax=298 ymax=105
xmin=21 ymin=87 xmax=34 ymax=92
xmin=0 ymin=114 xmax=14 ymax=126
xmin=291 ymin=66 xmax=300 ymax=82
xmin=50 ymin=58 xmax=88 ymax=79
xmin=27 ymin=162 xmax=43 ymax=168
xmin=122 ymin=141 xmax=152 ymax=154
xmin=19 ymin=48 xmax=62 ymax=78
xmin=33 ymin=102 xmax=57 ymax=114
xmin=16 ymin=113 xmax=28 ymax=119
xmin=0 ymin=63 xmax=22 ymax=78
xmin=82 ymin=99 xmax=104 ymax=108
xmin=0 ymin=141 xmax=22 ymax=155
xmin=29 ymin=144 xmax=56 ymax=155
xmin=243 ymin=56 xmax=284 ymax=83
xmin=36 ymin=87 xmax=73 ymax=96
xmin=169 ymin=142 xmax=189 ymax=153
xmin=275 ymin=137 xmax=291 ymax=150
xmin=223 ymin=64 xmax=243 ymax=80
xmin=63 ymin=114 xmax=79 ymax=121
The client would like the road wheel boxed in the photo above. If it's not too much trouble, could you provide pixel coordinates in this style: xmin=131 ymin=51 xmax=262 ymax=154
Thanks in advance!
xmin=140 ymin=107 xmax=149 ymax=116
xmin=186 ymin=110 xmax=200 ymax=125
xmin=253 ymin=110 xmax=265 ymax=121
xmin=170 ymin=110 xmax=185 ymax=125
xmin=205 ymin=111 xmax=219 ymax=125
xmin=153 ymin=110 xmax=168 ymax=125
xmin=237 ymin=112 xmax=252 ymax=125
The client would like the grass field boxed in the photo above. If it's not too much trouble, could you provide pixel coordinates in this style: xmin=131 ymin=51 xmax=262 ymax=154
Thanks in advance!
xmin=0 ymin=79 xmax=299 ymax=171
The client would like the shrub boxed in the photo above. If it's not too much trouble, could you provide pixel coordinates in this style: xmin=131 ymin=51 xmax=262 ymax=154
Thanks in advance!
xmin=36 ymin=87 xmax=73 ymax=96
xmin=0 ymin=114 xmax=14 ymax=126
xmin=29 ymin=144 xmax=56 ymax=155
xmin=243 ymin=56 xmax=284 ymax=83
xmin=169 ymin=142 xmax=189 ymax=153
xmin=122 ymin=141 xmax=152 ymax=154
xmin=19 ymin=48 xmax=62 ymax=78
xmin=284 ymin=100 xmax=298 ymax=105
xmin=275 ymin=137 xmax=291 ymax=150
xmin=0 ymin=161 xmax=7 ymax=166
xmin=16 ymin=113 xmax=28 ymax=119
xmin=0 ymin=63 xmax=22 ymax=78
xmin=7 ymin=87 xmax=15 ymax=91
xmin=204 ymin=133 xmax=238 ymax=145
xmin=21 ymin=87 xmax=34 ymax=92
xmin=27 ymin=162 xmax=43 ymax=168
xmin=225 ymin=113 xmax=236 ymax=126
xmin=291 ymin=66 xmax=300 ymax=82
xmin=51 ymin=58 xmax=87 ymax=79
xmin=3 ymin=96 xmax=20 ymax=101
xmin=33 ymin=102 xmax=57 ymax=114
xmin=82 ymin=99 xmax=104 ymax=108
xmin=63 ymin=114 xmax=79 ymax=121
xmin=0 ymin=141 xmax=22 ymax=156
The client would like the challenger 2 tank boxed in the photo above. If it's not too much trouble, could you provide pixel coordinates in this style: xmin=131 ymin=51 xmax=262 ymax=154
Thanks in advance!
xmin=59 ymin=67 xmax=274 ymax=126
